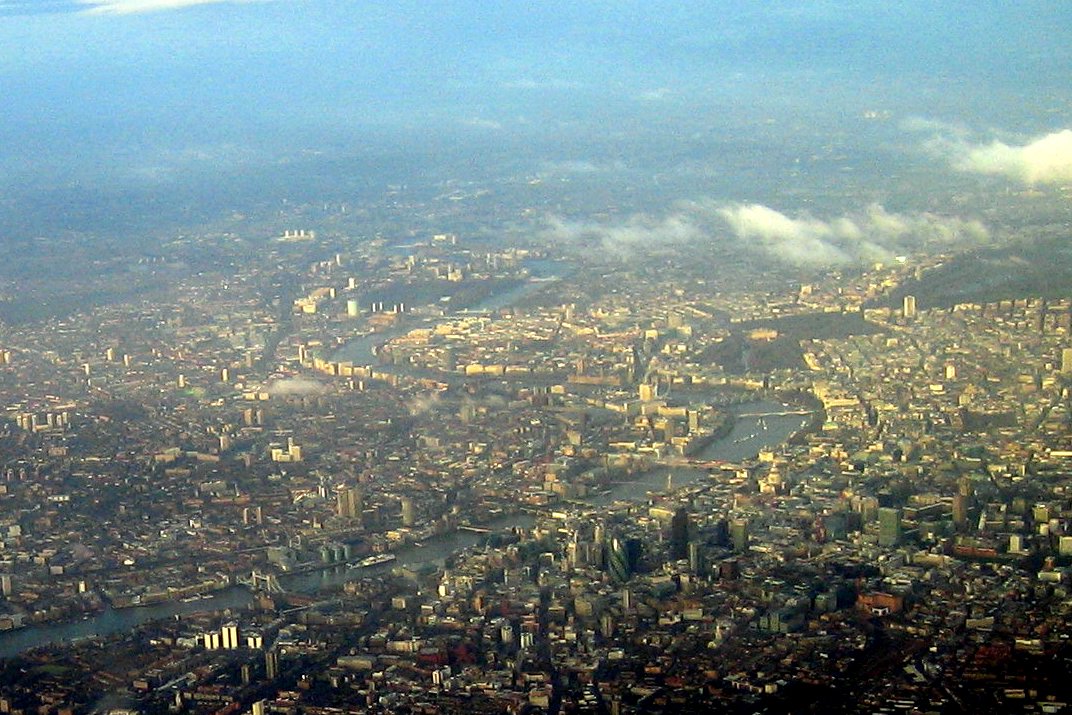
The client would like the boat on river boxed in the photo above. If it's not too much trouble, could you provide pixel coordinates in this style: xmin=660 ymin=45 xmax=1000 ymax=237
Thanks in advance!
xmin=347 ymin=553 xmax=397 ymax=569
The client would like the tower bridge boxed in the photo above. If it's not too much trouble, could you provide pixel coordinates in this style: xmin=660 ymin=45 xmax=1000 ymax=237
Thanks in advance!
xmin=237 ymin=570 xmax=284 ymax=593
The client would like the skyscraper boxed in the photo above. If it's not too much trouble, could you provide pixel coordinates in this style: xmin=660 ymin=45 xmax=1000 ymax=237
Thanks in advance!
xmin=608 ymin=538 xmax=631 ymax=583
xmin=903 ymin=295 xmax=917 ymax=319
xmin=878 ymin=507 xmax=902 ymax=547
xmin=669 ymin=507 xmax=689 ymax=561
xmin=265 ymin=649 xmax=279 ymax=680
xmin=337 ymin=486 xmax=362 ymax=521
xmin=730 ymin=518 xmax=749 ymax=553
xmin=952 ymin=494 xmax=969 ymax=529
xmin=221 ymin=622 xmax=239 ymax=650
xmin=688 ymin=541 xmax=704 ymax=575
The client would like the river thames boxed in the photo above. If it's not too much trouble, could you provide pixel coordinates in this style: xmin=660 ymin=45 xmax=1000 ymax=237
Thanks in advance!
xmin=0 ymin=398 xmax=806 ymax=659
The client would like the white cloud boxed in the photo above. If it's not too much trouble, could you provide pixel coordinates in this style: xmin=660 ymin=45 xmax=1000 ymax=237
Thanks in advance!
xmin=636 ymin=87 xmax=673 ymax=102
xmin=538 ymin=159 xmax=603 ymax=175
xmin=459 ymin=117 xmax=504 ymax=131
xmin=501 ymin=78 xmax=583 ymax=91
xmin=717 ymin=203 xmax=854 ymax=265
xmin=122 ymin=143 xmax=261 ymax=184
xmin=900 ymin=116 xmax=971 ymax=138
xmin=910 ymin=120 xmax=1072 ymax=186
xmin=716 ymin=202 xmax=988 ymax=267
xmin=265 ymin=377 xmax=327 ymax=396
xmin=953 ymin=130 xmax=1072 ymax=185
xmin=79 ymin=0 xmax=261 ymax=14
xmin=544 ymin=200 xmax=988 ymax=267
xmin=543 ymin=213 xmax=701 ymax=257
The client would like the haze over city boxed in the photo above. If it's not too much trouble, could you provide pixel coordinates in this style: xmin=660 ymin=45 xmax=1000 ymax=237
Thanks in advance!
xmin=0 ymin=2 xmax=1071 ymax=713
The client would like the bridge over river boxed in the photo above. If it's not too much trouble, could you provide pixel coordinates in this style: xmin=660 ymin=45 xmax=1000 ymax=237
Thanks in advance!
xmin=734 ymin=409 xmax=814 ymax=418
xmin=0 ymin=397 xmax=811 ymax=659
xmin=657 ymin=457 xmax=743 ymax=471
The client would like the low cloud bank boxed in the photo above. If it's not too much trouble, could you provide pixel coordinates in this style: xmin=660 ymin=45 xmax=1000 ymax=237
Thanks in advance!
xmin=543 ymin=214 xmax=702 ymax=256
xmin=910 ymin=119 xmax=1072 ymax=185
xmin=953 ymin=130 xmax=1072 ymax=185
xmin=715 ymin=202 xmax=988 ymax=266
xmin=543 ymin=201 xmax=987 ymax=267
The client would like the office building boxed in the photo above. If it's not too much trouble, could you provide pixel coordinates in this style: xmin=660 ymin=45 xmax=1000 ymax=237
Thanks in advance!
xmin=730 ymin=518 xmax=749 ymax=553
xmin=221 ymin=622 xmax=239 ymax=650
xmin=608 ymin=538 xmax=631 ymax=583
xmin=669 ymin=507 xmax=689 ymax=561
xmin=265 ymin=649 xmax=279 ymax=680
xmin=688 ymin=541 xmax=704 ymax=575
xmin=878 ymin=507 xmax=902 ymax=547
xmin=903 ymin=295 xmax=917 ymax=319
xmin=337 ymin=486 xmax=363 ymax=521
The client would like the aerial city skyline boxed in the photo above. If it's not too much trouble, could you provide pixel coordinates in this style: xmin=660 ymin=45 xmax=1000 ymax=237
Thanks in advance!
xmin=1 ymin=1 xmax=1071 ymax=712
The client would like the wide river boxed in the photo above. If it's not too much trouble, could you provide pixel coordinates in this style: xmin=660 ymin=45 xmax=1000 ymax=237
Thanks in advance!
xmin=0 ymin=400 xmax=806 ymax=659
xmin=331 ymin=258 xmax=572 ymax=365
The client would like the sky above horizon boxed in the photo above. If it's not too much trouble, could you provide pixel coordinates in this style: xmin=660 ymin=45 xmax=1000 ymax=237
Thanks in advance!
xmin=2 ymin=1 xmax=1071 ymax=247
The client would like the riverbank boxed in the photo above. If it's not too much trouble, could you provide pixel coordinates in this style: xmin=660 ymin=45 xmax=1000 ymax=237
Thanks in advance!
xmin=0 ymin=397 xmax=805 ymax=659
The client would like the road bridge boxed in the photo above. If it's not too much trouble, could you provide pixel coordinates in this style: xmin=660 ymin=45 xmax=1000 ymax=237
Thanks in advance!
xmin=656 ymin=457 xmax=743 ymax=471
xmin=457 ymin=525 xmax=493 ymax=534
xmin=236 ymin=570 xmax=284 ymax=593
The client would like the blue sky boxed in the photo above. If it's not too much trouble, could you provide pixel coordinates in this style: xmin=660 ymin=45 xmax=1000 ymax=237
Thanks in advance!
xmin=1 ymin=1 xmax=1071 ymax=238
xmin=5 ymin=1 xmax=1065 ymax=134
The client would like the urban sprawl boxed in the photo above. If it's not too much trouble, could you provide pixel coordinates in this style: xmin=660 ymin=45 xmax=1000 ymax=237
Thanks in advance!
xmin=1 ymin=220 xmax=1071 ymax=714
